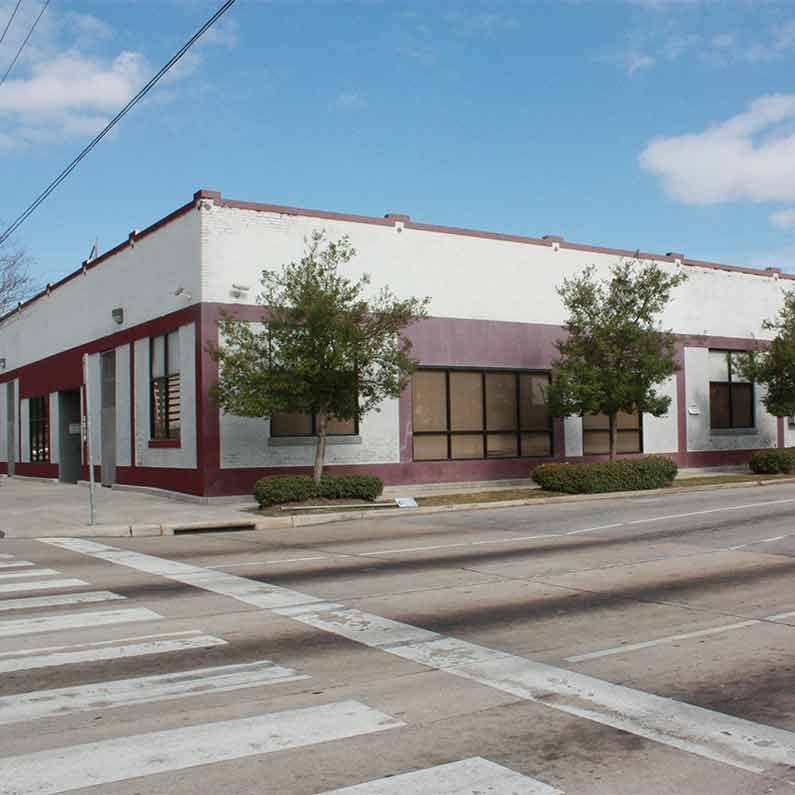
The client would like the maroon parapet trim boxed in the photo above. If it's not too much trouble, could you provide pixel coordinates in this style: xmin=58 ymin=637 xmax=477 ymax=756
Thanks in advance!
xmin=4 ymin=186 xmax=791 ymax=332
xmin=0 ymin=199 xmax=198 ymax=327
xmin=0 ymin=462 xmax=6 ymax=475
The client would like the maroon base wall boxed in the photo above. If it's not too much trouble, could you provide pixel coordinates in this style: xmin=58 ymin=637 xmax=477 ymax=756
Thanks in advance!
xmin=15 ymin=463 xmax=59 ymax=479
xmin=115 ymin=466 xmax=204 ymax=496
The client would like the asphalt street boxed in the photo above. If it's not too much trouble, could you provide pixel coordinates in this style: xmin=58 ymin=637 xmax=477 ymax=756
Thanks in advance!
xmin=3 ymin=483 xmax=795 ymax=793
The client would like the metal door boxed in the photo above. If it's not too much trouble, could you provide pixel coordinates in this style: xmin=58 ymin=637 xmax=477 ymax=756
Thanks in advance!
xmin=100 ymin=351 xmax=116 ymax=486
xmin=58 ymin=390 xmax=81 ymax=483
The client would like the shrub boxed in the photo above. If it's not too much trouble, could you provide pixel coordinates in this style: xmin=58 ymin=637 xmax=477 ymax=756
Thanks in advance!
xmin=532 ymin=456 xmax=678 ymax=494
xmin=319 ymin=475 xmax=383 ymax=502
xmin=254 ymin=475 xmax=317 ymax=507
xmin=254 ymin=473 xmax=384 ymax=507
xmin=749 ymin=448 xmax=795 ymax=474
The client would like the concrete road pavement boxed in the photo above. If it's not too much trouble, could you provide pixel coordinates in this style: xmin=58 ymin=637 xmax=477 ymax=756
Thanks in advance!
xmin=2 ymin=483 xmax=795 ymax=792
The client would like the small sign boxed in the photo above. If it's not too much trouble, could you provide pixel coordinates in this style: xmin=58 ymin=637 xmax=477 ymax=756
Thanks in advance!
xmin=687 ymin=405 xmax=700 ymax=416
xmin=68 ymin=423 xmax=81 ymax=435
xmin=394 ymin=497 xmax=418 ymax=508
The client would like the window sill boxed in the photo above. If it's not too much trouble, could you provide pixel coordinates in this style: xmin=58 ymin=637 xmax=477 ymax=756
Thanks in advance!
xmin=709 ymin=428 xmax=757 ymax=437
xmin=148 ymin=439 xmax=182 ymax=449
xmin=269 ymin=436 xmax=362 ymax=447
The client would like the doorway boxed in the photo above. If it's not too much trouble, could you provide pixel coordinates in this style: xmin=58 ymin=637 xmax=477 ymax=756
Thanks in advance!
xmin=58 ymin=390 xmax=81 ymax=483
xmin=100 ymin=351 xmax=116 ymax=486
xmin=6 ymin=382 xmax=14 ymax=476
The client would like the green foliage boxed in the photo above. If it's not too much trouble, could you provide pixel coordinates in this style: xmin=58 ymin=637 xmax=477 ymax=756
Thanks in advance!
xmin=749 ymin=448 xmax=795 ymax=474
xmin=546 ymin=259 xmax=687 ymax=459
xmin=253 ymin=474 xmax=384 ymax=507
xmin=210 ymin=230 xmax=429 ymax=482
xmin=734 ymin=290 xmax=795 ymax=418
xmin=318 ymin=474 xmax=383 ymax=501
xmin=532 ymin=455 xmax=678 ymax=494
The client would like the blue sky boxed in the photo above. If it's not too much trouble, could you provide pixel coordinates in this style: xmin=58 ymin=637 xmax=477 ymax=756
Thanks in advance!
xmin=3 ymin=0 xmax=795 ymax=287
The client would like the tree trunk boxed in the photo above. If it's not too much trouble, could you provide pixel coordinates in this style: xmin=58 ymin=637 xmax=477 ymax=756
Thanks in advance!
xmin=608 ymin=412 xmax=618 ymax=462
xmin=313 ymin=412 xmax=328 ymax=485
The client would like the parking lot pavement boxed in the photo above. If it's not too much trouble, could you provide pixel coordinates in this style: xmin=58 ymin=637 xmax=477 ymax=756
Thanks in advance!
xmin=3 ymin=483 xmax=795 ymax=793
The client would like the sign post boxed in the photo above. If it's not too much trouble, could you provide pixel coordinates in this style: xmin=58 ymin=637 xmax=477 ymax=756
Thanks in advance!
xmin=82 ymin=354 xmax=96 ymax=526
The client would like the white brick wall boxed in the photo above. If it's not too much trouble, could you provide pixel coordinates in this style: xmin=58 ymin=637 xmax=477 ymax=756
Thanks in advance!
xmin=0 ymin=208 xmax=202 ymax=373
xmin=684 ymin=347 xmax=777 ymax=452
xmin=200 ymin=204 xmax=785 ymax=341
xmin=219 ymin=397 xmax=399 ymax=469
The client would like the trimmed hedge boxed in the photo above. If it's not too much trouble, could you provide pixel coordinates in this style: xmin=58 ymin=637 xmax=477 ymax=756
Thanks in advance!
xmin=532 ymin=456 xmax=678 ymax=494
xmin=749 ymin=449 xmax=795 ymax=474
xmin=254 ymin=474 xmax=384 ymax=507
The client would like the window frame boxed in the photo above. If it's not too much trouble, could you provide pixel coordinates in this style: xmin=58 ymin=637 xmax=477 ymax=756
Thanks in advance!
xmin=709 ymin=349 xmax=755 ymax=431
xmin=411 ymin=366 xmax=554 ymax=462
xmin=269 ymin=411 xmax=359 ymax=438
xmin=582 ymin=411 xmax=644 ymax=456
xmin=29 ymin=395 xmax=50 ymax=464
xmin=149 ymin=331 xmax=181 ymax=443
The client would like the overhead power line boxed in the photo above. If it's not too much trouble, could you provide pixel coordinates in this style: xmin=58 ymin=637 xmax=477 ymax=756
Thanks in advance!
xmin=0 ymin=0 xmax=49 ymax=88
xmin=0 ymin=0 xmax=238 ymax=246
xmin=0 ymin=0 xmax=24 ymax=47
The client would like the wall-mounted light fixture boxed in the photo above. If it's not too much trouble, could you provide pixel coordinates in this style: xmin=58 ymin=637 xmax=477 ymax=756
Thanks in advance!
xmin=111 ymin=307 xmax=124 ymax=325
xmin=0 ymin=358 xmax=6 ymax=371
xmin=174 ymin=287 xmax=192 ymax=301
xmin=230 ymin=283 xmax=251 ymax=300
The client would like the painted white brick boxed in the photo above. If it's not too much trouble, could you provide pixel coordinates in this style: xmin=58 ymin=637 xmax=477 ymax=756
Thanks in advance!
xmin=685 ymin=347 xmax=777 ymax=452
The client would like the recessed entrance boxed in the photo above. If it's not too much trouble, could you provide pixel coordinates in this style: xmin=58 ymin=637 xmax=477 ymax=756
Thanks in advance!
xmin=58 ymin=390 xmax=81 ymax=484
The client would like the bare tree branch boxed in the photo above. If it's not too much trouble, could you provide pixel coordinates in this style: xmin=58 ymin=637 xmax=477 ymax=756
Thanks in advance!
xmin=0 ymin=241 xmax=34 ymax=316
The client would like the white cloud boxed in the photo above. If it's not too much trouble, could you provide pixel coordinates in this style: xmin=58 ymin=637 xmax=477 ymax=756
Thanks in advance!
xmin=0 ymin=51 xmax=148 ymax=115
xmin=65 ymin=13 xmax=114 ymax=44
xmin=770 ymin=208 xmax=795 ymax=229
xmin=332 ymin=92 xmax=367 ymax=111
xmin=626 ymin=52 xmax=656 ymax=74
xmin=640 ymin=94 xmax=795 ymax=204
xmin=0 ymin=5 xmax=238 ymax=150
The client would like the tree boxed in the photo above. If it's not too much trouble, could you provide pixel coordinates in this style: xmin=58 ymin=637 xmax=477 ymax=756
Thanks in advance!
xmin=211 ymin=231 xmax=429 ymax=483
xmin=547 ymin=259 xmax=687 ymax=461
xmin=0 ymin=242 xmax=33 ymax=316
xmin=734 ymin=289 xmax=795 ymax=418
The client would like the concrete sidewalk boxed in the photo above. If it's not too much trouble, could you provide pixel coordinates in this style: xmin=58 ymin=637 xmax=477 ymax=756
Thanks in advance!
xmin=0 ymin=465 xmax=761 ymax=539
xmin=0 ymin=477 xmax=258 ymax=539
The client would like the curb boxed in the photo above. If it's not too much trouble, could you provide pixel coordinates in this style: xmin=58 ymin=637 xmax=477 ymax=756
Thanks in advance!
xmin=2 ymin=519 xmax=256 ymax=540
xmin=5 ymin=477 xmax=795 ymax=539
xmin=249 ymin=476 xmax=795 ymax=531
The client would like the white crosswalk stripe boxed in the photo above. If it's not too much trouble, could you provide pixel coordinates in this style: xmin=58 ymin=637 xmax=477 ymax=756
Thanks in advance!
xmin=44 ymin=538 xmax=795 ymax=778
xmin=0 ymin=568 xmax=60 ymax=581
xmin=0 ymin=590 xmax=125 ymax=613
xmin=0 ymin=561 xmax=34 ymax=569
xmin=0 ymin=630 xmax=228 ymax=673
xmin=0 ymin=659 xmax=308 ymax=725
xmin=0 ymin=607 xmax=161 ymax=638
xmin=319 ymin=757 xmax=563 ymax=794
xmin=0 ymin=700 xmax=404 ymax=795
xmin=0 ymin=578 xmax=87 ymax=594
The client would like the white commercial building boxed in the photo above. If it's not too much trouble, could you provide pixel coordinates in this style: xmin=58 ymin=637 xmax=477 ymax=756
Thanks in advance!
xmin=0 ymin=189 xmax=790 ymax=496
